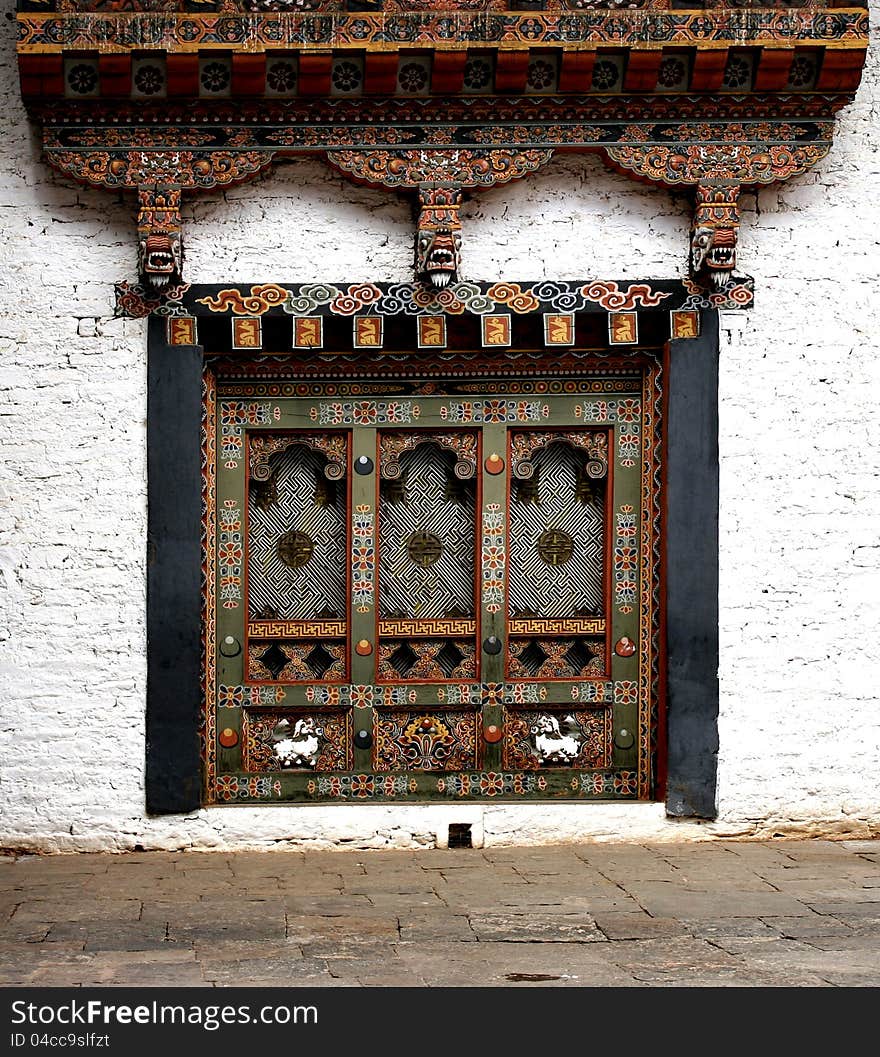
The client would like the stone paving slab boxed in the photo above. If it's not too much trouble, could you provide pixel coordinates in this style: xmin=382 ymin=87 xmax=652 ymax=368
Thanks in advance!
xmin=1 ymin=838 xmax=878 ymax=987
xmin=467 ymin=912 xmax=606 ymax=943
xmin=592 ymin=912 xmax=690 ymax=940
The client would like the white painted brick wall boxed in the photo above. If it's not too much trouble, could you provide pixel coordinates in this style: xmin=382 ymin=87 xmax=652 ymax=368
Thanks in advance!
xmin=1 ymin=6 xmax=878 ymax=851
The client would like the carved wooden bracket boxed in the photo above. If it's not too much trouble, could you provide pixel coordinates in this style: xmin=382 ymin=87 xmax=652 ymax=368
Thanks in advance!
xmin=137 ymin=187 xmax=183 ymax=293
xmin=416 ymin=186 xmax=463 ymax=289
xmin=326 ymin=148 xmax=554 ymax=289
xmin=603 ymin=137 xmax=828 ymax=289
xmin=46 ymin=138 xmax=827 ymax=294
xmin=691 ymin=185 xmax=741 ymax=291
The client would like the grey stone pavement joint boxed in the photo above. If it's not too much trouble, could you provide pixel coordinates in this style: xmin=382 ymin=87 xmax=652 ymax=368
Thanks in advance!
xmin=0 ymin=839 xmax=877 ymax=987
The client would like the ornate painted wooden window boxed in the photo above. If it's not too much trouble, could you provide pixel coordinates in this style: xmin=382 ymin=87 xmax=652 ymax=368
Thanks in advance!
xmin=201 ymin=285 xmax=666 ymax=803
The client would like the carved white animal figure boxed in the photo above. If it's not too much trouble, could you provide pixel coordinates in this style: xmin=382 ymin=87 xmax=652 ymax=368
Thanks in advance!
xmin=531 ymin=714 xmax=582 ymax=764
xmin=272 ymin=717 xmax=323 ymax=769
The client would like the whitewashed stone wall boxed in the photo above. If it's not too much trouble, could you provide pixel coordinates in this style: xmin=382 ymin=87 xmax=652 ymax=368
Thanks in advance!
xmin=1 ymin=7 xmax=878 ymax=851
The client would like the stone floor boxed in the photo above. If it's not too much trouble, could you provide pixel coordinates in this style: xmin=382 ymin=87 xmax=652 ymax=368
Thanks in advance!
xmin=1 ymin=838 xmax=878 ymax=987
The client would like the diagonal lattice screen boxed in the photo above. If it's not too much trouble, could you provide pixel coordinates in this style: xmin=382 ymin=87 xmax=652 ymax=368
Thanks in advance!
xmin=508 ymin=441 xmax=605 ymax=619
xmin=378 ymin=440 xmax=476 ymax=620
xmin=247 ymin=443 xmax=347 ymax=620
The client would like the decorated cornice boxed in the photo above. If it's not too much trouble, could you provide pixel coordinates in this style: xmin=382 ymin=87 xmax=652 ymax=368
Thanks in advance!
xmin=16 ymin=3 xmax=868 ymax=297
xmin=14 ymin=9 xmax=871 ymax=51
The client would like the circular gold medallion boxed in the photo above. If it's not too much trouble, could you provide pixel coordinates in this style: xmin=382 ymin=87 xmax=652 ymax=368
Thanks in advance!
xmin=407 ymin=531 xmax=443 ymax=568
xmin=277 ymin=530 xmax=314 ymax=568
xmin=537 ymin=529 xmax=574 ymax=566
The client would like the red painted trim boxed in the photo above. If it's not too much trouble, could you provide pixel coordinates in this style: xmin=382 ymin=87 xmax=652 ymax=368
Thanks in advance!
xmin=815 ymin=48 xmax=867 ymax=92
xmin=166 ymin=54 xmax=199 ymax=97
xmin=18 ymin=54 xmax=45 ymax=97
xmin=432 ymin=51 xmax=467 ymax=95
xmin=298 ymin=53 xmax=333 ymax=96
xmin=559 ymin=51 xmax=596 ymax=94
xmin=495 ymin=50 xmax=529 ymax=94
xmin=42 ymin=54 xmax=65 ymax=97
xmin=99 ymin=53 xmax=131 ymax=99
xmin=364 ymin=53 xmax=399 ymax=96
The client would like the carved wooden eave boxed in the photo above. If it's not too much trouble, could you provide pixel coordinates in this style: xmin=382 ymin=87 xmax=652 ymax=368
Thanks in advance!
xmin=16 ymin=2 xmax=868 ymax=302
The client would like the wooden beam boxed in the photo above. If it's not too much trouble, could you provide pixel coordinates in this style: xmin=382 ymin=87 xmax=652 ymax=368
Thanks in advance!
xmin=623 ymin=50 xmax=663 ymax=92
xmin=298 ymin=53 xmax=333 ymax=96
xmin=231 ymin=54 xmax=266 ymax=97
xmin=18 ymin=55 xmax=47 ymax=98
xmin=689 ymin=50 xmax=727 ymax=92
xmin=166 ymin=54 xmax=198 ymax=97
xmin=753 ymin=47 xmax=794 ymax=92
xmin=364 ymin=52 xmax=399 ymax=95
xmin=432 ymin=51 xmax=467 ymax=95
xmin=495 ymin=50 xmax=529 ymax=93
xmin=815 ymin=48 xmax=867 ymax=93
xmin=99 ymin=53 xmax=131 ymax=99
xmin=559 ymin=51 xmax=596 ymax=94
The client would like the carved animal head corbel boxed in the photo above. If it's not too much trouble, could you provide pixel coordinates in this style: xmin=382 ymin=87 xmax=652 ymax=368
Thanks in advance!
xmin=137 ymin=186 xmax=184 ymax=291
xmin=690 ymin=184 xmax=741 ymax=291
xmin=415 ymin=185 xmax=462 ymax=288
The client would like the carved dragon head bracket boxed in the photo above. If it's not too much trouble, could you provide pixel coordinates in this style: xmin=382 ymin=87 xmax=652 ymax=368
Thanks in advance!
xmin=691 ymin=185 xmax=741 ymax=292
xmin=415 ymin=185 xmax=463 ymax=289
xmin=137 ymin=187 xmax=183 ymax=292
xmin=327 ymin=148 xmax=555 ymax=288
xmin=603 ymin=141 xmax=833 ymax=293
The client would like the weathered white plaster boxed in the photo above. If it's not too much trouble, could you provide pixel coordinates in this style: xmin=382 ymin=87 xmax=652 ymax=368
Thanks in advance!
xmin=1 ymin=9 xmax=879 ymax=852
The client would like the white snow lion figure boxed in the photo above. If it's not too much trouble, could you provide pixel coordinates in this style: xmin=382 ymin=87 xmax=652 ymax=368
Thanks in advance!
xmin=272 ymin=717 xmax=324 ymax=769
xmin=530 ymin=714 xmax=582 ymax=765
